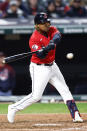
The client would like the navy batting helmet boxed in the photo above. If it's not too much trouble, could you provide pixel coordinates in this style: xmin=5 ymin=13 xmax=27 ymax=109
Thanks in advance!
xmin=34 ymin=12 xmax=50 ymax=24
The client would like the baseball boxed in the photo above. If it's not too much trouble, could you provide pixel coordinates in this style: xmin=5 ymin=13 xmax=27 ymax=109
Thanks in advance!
xmin=66 ymin=53 xmax=74 ymax=59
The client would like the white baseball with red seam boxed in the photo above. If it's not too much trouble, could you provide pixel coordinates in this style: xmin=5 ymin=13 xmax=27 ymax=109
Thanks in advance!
xmin=66 ymin=53 xmax=74 ymax=59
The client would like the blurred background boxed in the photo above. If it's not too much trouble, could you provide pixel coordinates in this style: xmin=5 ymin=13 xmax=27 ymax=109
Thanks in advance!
xmin=0 ymin=0 xmax=87 ymax=101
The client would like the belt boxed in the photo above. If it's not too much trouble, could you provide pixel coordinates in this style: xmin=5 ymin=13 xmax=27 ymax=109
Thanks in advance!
xmin=36 ymin=62 xmax=53 ymax=66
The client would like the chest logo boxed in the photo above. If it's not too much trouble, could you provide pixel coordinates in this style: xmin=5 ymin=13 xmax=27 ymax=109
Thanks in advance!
xmin=32 ymin=44 xmax=38 ymax=50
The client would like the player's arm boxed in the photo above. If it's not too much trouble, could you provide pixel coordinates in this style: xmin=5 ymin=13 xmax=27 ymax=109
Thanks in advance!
xmin=50 ymin=26 xmax=62 ymax=46
xmin=36 ymin=42 xmax=56 ymax=59
xmin=36 ymin=33 xmax=62 ymax=59
xmin=43 ymin=33 xmax=61 ymax=52
xmin=36 ymin=32 xmax=62 ymax=59
xmin=52 ymin=33 xmax=61 ymax=45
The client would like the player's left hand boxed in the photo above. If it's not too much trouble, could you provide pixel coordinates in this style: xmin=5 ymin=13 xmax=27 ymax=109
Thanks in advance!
xmin=36 ymin=40 xmax=55 ymax=59
xmin=42 ymin=40 xmax=55 ymax=53
xmin=36 ymin=47 xmax=48 ymax=59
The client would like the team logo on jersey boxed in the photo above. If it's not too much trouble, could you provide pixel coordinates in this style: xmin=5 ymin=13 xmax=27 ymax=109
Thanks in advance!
xmin=32 ymin=44 xmax=38 ymax=50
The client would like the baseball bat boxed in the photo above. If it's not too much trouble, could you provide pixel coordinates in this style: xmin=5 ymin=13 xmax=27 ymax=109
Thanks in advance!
xmin=2 ymin=50 xmax=38 ymax=64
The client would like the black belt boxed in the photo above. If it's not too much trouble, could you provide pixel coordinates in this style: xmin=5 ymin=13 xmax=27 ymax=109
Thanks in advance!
xmin=36 ymin=63 xmax=53 ymax=66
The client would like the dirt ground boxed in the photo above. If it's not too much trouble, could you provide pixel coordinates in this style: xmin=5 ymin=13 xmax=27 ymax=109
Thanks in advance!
xmin=0 ymin=114 xmax=87 ymax=131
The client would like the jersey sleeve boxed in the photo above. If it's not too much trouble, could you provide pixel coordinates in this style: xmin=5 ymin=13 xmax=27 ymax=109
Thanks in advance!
xmin=29 ymin=39 xmax=42 ymax=52
xmin=50 ymin=26 xmax=60 ymax=40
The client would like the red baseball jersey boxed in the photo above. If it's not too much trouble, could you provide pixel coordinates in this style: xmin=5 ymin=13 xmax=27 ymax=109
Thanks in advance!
xmin=29 ymin=26 xmax=60 ymax=64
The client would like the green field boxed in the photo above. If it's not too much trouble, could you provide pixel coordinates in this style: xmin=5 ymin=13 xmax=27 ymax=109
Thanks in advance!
xmin=0 ymin=103 xmax=87 ymax=114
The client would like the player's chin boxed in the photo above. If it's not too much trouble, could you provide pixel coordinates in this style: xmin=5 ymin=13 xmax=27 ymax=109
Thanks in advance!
xmin=44 ymin=27 xmax=50 ymax=32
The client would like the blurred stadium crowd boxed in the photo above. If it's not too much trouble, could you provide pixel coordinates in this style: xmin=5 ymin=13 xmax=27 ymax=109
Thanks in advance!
xmin=0 ymin=0 xmax=87 ymax=19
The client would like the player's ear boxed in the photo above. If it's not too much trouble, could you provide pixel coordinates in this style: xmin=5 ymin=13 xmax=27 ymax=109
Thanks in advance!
xmin=35 ymin=24 xmax=39 ymax=29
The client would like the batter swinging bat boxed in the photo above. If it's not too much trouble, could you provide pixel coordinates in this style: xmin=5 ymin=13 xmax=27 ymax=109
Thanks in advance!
xmin=2 ymin=50 xmax=38 ymax=64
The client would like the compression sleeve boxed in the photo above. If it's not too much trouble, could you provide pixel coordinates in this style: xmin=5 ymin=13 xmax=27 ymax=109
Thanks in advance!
xmin=53 ymin=33 xmax=62 ymax=45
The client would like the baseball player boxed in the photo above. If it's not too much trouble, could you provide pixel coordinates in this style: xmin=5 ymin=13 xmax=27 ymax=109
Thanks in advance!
xmin=7 ymin=12 xmax=83 ymax=123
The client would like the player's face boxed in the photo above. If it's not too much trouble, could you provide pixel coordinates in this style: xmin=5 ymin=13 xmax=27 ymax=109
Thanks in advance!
xmin=38 ymin=22 xmax=51 ymax=32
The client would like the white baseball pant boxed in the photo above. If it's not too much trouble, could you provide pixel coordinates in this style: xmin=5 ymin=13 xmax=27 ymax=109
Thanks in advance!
xmin=10 ymin=62 xmax=73 ymax=111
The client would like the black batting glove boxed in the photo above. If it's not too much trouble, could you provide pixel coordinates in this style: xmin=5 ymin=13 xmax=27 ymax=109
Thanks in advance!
xmin=36 ymin=40 xmax=55 ymax=59
xmin=44 ymin=40 xmax=55 ymax=52
xmin=36 ymin=47 xmax=48 ymax=59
